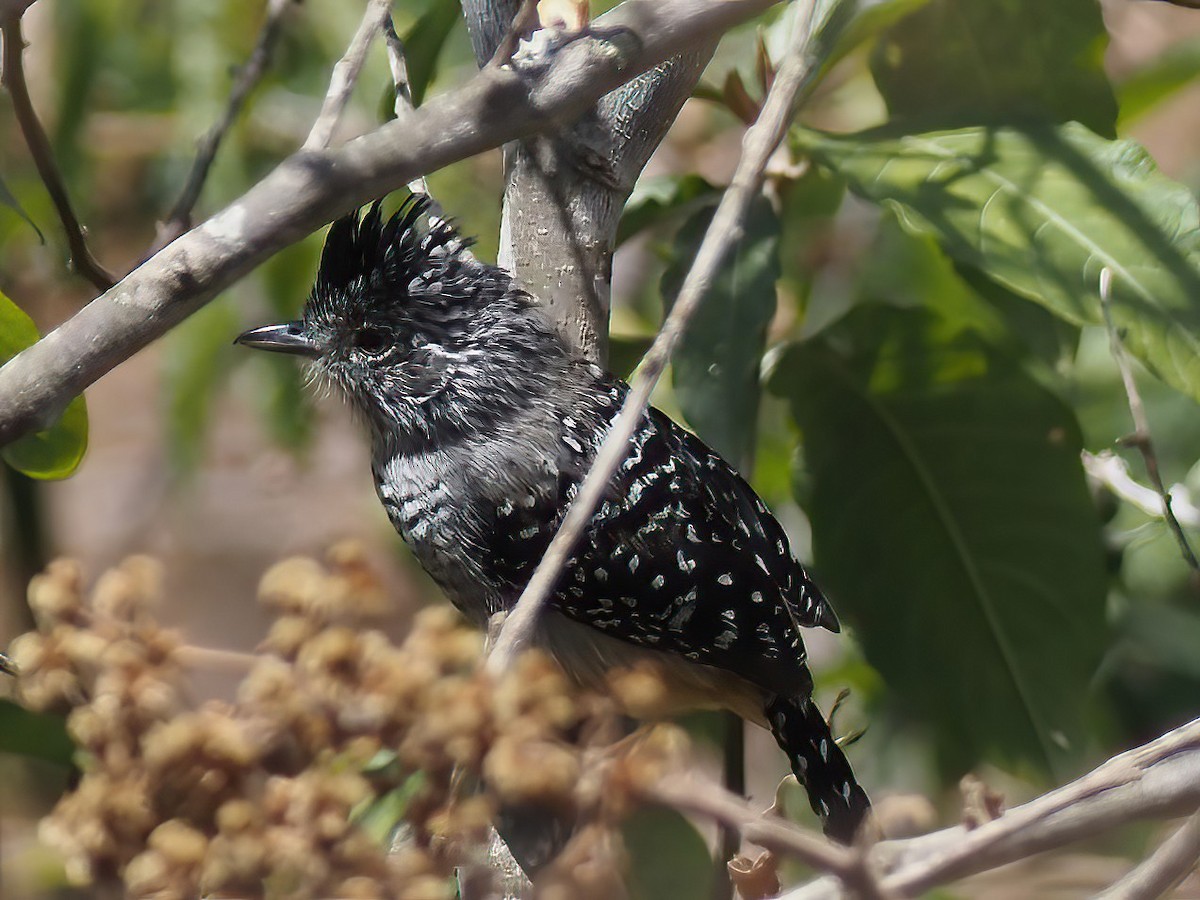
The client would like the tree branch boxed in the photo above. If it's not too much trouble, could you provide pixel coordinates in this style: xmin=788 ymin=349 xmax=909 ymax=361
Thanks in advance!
xmin=0 ymin=0 xmax=781 ymax=449
xmin=462 ymin=1 xmax=718 ymax=362
xmin=303 ymin=0 xmax=393 ymax=150
xmin=1096 ymin=807 xmax=1200 ymax=900
xmin=1099 ymin=267 xmax=1200 ymax=571
xmin=1 ymin=11 xmax=114 ymax=291
xmin=782 ymin=716 xmax=1200 ymax=898
xmin=485 ymin=0 xmax=822 ymax=671
xmin=641 ymin=773 xmax=856 ymax=877
xmin=157 ymin=0 xmax=297 ymax=247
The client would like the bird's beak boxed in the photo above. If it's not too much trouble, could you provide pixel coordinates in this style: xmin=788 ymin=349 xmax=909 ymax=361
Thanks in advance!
xmin=234 ymin=321 xmax=320 ymax=358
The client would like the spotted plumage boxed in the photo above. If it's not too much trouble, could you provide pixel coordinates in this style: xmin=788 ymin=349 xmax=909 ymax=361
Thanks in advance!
xmin=235 ymin=198 xmax=870 ymax=844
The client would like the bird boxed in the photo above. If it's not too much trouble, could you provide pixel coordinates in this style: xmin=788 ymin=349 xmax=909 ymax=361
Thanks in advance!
xmin=236 ymin=196 xmax=870 ymax=843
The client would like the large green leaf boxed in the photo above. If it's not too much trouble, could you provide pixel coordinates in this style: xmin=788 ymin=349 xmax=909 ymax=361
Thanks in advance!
xmin=0 ymin=292 xmax=88 ymax=479
xmin=799 ymin=122 xmax=1200 ymax=404
xmin=770 ymin=306 xmax=1108 ymax=774
xmin=661 ymin=197 xmax=781 ymax=466
xmin=870 ymin=0 xmax=1116 ymax=136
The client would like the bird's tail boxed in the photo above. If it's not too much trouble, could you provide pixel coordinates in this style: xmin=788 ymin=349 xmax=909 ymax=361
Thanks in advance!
xmin=764 ymin=693 xmax=870 ymax=843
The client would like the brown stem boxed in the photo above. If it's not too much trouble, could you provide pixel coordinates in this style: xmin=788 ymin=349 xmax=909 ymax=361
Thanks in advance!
xmin=1 ymin=13 xmax=115 ymax=291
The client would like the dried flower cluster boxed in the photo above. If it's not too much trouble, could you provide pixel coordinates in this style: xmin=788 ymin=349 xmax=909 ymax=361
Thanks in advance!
xmin=9 ymin=546 xmax=687 ymax=899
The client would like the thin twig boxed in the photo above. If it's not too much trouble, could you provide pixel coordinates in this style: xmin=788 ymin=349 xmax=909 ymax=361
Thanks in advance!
xmin=1099 ymin=268 xmax=1200 ymax=571
xmin=381 ymin=16 xmax=434 ymax=201
xmin=175 ymin=643 xmax=258 ymax=672
xmin=157 ymin=0 xmax=296 ymax=249
xmin=1096 ymin=807 xmax=1200 ymax=900
xmin=303 ymin=0 xmax=393 ymax=151
xmin=489 ymin=0 xmax=540 ymax=68
xmin=485 ymin=0 xmax=822 ymax=673
xmin=643 ymin=773 xmax=856 ymax=876
xmin=1 ymin=12 xmax=114 ymax=291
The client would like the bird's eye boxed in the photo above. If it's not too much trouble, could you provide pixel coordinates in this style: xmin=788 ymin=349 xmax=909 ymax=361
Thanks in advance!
xmin=354 ymin=328 xmax=388 ymax=355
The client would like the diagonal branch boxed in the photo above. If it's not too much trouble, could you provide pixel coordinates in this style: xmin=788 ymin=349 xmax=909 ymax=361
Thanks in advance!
xmin=783 ymin=716 xmax=1200 ymax=898
xmin=1 ymin=12 xmax=114 ymax=291
xmin=303 ymin=0 xmax=393 ymax=151
xmin=1095 ymin=806 xmax=1200 ymax=900
xmin=485 ymin=0 xmax=823 ymax=672
xmin=157 ymin=0 xmax=297 ymax=248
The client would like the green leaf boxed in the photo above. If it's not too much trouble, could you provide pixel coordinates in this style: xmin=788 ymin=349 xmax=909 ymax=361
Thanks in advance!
xmin=608 ymin=334 xmax=653 ymax=381
xmin=617 ymin=174 xmax=719 ymax=247
xmin=819 ymin=0 xmax=934 ymax=73
xmin=354 ymin=771 xmax=426 ymax=845
xmin=400 ymin=1 xmax=461 ymax=107
xmin=870 ymin=0 xmax=1117 ymax=136
xmin=770 ymin=306 xmax=1108 ymax=775
xmin=0 ymin=292 xmax=88 ymax=480
xmin=0 ymin=174 xmax=43 ymax=241
xmin=164 ymin=299 xmax=240 ymax=474
xmin=1116 ymin=37 xmax=1200 ymax=128
xmin=799 ymin=122 xmax=1200 ymax=404
xmin=623 ymin=807 xmax=710 ymax=900
xmin=0 ymin=700 xmax=74 ymax=767
xmin=661 ymin=197 xmax=781 ymax=466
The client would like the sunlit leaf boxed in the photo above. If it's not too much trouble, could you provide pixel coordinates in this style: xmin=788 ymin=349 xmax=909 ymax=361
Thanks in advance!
xmin=799 ymin=122 xmax=1200 ymax=404
xmin=0 ymin=291 xmax=88 ymax=480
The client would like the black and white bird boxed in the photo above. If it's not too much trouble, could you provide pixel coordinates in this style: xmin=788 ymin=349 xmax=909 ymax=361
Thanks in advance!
xmin=236 ymin=198 xmax=870 ymax=843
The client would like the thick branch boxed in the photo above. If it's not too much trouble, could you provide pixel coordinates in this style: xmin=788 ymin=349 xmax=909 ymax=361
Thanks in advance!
xmin=462 ymin=2 xmax=717 ymax=362
xmin=1 ymin=12 xmax=114 ymax=291
xmin=486 ymin=0 xmax=821 ymax=671
xmin=0 ymin=0 xmax=780 ymax=449
xmin=783 ymin=717 xmax=1200 ymax=898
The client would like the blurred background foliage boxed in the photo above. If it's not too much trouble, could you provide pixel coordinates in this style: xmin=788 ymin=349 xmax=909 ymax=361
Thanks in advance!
xmin=3 ymin=0 xmax=1200 ymax=894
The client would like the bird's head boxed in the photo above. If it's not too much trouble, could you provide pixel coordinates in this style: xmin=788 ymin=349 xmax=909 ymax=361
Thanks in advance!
xmin=236 ymin=197 xmax=566 ymax=452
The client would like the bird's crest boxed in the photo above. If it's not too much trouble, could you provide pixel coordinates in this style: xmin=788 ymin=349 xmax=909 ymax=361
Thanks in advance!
xmin=310 ymin=196 xmax=475 ymax=316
